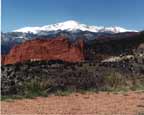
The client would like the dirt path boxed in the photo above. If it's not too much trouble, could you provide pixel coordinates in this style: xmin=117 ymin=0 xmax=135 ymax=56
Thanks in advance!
xmin=1 ymin=91 xmax=144 ymax=115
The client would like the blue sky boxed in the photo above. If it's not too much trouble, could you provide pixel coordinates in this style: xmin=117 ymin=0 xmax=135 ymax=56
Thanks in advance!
xmin=2 ymin=0 xmax=144 ymax=32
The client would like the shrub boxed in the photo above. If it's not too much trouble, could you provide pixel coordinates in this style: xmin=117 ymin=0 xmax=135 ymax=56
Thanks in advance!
xmin=21 ymin=79 xmax=49 ymax=97
xmin=103 ymin=71 xmax=126 ymax=89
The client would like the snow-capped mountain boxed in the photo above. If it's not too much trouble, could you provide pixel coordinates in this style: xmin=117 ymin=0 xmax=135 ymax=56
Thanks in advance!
xmin=2 ymin=20 xmax=139 ymax=55
xmin=14 ymin=20 xmax=137 ymax=34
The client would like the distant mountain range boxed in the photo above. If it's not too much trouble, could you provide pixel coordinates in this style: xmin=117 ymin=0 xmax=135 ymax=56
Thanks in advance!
xmin=1 ymin=20 xmax=141 ymax=55
xmin=13 ymin=20 xmax=137 ymax=34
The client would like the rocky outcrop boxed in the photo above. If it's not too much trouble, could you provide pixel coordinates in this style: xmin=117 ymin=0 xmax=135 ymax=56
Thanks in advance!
xmin=137 ymin=43 xmax=144 ymax=54
xmin=1 ymin=55 xmax=6 ymax=65
xmin=3 ymin=37 xmax=85 ymax=65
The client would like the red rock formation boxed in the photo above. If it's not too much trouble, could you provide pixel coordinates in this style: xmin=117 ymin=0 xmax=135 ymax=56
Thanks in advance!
xmin=3 ymin=37 xmax=86 ymax=64
xmin=1 ymin=55 xmax=6 ymax=64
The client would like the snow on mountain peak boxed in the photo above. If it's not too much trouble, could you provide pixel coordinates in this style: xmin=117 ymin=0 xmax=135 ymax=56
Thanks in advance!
xmin=61 ymin=20 xmax=79 ymax=26
xmin=52 ymin=20 xmax=80 ymax=31
xmin=14 ymin=27 xmax=40 ymax=34
xmin=13 ymin=20 xmax=137 ymax=34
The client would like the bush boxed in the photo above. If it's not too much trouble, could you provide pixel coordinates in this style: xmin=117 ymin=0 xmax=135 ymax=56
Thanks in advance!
xmin=130 ymin=83 xmax=144 ymax=91
xmin=21 ymin=79 xmax=50 ymax=97
xmin=102 ymin=71 xmax=126 ymax=89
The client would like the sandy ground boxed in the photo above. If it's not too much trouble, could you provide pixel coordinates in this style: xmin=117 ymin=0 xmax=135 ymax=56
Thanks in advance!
xmin=1 ymin=91 xmax=144 ymax=115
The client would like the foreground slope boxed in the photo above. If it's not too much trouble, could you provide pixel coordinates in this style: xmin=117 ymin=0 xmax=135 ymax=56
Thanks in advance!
xmin=1 ymin=92 xmax=144 ymax=115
